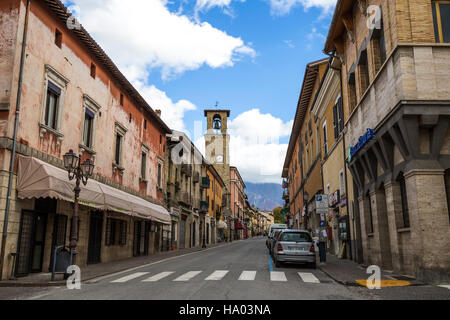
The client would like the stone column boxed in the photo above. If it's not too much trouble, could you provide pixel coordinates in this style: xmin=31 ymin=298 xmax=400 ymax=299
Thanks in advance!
xmin=404 ymin=169 xmax=450 ymax=283
xmin=384 ymin=181 xmax=403 ymax=273
xmin=358 ymin=195 xmax=370 ymax=265
xmin=369 ymin=188 xmax=393 ymax=270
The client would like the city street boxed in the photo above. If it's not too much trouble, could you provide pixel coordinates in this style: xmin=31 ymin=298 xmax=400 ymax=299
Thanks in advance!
xmin=1 ymin=238 xmax=447 ymax=301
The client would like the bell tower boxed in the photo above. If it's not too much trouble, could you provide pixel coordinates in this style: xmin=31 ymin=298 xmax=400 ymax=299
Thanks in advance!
xmin=204 ymin=109 xmax=231 ymax=196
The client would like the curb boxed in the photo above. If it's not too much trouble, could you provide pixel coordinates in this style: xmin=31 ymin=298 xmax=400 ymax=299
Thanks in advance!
xmin=0 ymin=238 xmax=249 ymax=288
xmin=317 ymin=265 xmax=361 ymax=287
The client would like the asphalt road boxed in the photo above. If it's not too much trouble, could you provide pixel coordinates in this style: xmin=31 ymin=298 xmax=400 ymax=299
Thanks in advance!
xmin=24 ymin=238 xmax=362 ymax=300
xmin=2 ymin=238 xmax=449 ymax=300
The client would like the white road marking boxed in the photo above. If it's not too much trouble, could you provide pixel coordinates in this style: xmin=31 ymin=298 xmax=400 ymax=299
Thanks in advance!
xmin=270 ymin=271 xmax=287 ymax=282
xmin=111 ymin=272 xmax=149 ymax=283
xmin=173 ymin=271 xmax=202 ymax=282
xmin=205 ymin=270 xmax=229 ymax=281
xmin=238 ymin=271 xmax=257 ymax=281
xmin=438 ymin=285 xmax=450 ymax=290
xmin=298 ymin=272 xmax=320 ymax=283
xmin=142 ymin=272 xmax=175 ymax=282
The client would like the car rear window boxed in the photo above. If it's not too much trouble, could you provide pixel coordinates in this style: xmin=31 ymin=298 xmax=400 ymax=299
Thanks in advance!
xmin=279 ymin=232 xmax=312 ymax=242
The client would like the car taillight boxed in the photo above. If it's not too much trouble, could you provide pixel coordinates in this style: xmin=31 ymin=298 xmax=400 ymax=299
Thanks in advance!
xmin=277 ymin=243 xmax=283 ymax=252
xmin=310 ymin=244 xmax=315 ymax=253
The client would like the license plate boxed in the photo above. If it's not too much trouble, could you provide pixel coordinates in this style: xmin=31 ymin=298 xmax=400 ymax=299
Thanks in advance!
xmin=288 ymin=247 xmax=304 ymax=251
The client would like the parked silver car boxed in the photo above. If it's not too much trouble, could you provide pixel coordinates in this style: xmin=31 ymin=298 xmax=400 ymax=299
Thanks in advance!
xmin=272 ymin=229 xmax=316 ymax=269
xmin=267 ymin=229 xmax=284 ymax=255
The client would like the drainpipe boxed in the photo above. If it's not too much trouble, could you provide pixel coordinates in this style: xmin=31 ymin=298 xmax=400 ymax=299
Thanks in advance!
xmin=0 ymin=0 xmax=31 ymax=281
xmin=325 ymin=51 xmax=353 ymax=260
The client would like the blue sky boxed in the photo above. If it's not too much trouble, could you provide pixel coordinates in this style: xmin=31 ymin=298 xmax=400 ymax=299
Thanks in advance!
xmin=64 ymin=0 xmax=336 ymax=183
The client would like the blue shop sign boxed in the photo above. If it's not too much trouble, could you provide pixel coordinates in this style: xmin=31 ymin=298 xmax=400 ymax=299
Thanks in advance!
xmin=348 ymin=129 xmax=374 ymax=162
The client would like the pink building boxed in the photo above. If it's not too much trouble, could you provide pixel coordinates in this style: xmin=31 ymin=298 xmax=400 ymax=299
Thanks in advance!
xmin=230 ymin=166 xmax=246 ymax=240
xmin=0 ymin=0 xmax=171 ymax=280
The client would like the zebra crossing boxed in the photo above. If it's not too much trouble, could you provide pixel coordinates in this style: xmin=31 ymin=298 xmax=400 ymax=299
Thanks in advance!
xmin=109 ymin=270 xmax=323 ymax=284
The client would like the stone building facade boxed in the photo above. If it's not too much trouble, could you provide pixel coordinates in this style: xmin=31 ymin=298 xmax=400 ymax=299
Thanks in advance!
xmin=324 ymin=0 xmax=450 ymax=282
xmin=0 ymin=0 xmax=171 ymax=280
xmin=230 ymin=166 xmax=246 ymax=240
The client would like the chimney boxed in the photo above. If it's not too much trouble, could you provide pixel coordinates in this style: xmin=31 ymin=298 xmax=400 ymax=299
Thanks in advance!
xmin=155 ymin=109 xmax=161 ymax=117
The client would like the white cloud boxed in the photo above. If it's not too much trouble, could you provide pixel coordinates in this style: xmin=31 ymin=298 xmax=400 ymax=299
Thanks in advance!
xmin=65 ymin=0 xmax=255 ymax=80
xmin=195 ymin=109 xmax=293 ymax=184
xmin=133 ymin=82 xmax=196 ymax=132
xmin=229 ymin=109 xmax=293 ymax=183
xmin=269 ymin=0 xmax=336 ymax=16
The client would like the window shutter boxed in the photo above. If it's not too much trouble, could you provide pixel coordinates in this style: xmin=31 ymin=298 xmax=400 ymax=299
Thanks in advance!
xmin=333 ymin=104 xmax=338 ymax=139
xmin=338 ymin=97 xmax=344 ymax=133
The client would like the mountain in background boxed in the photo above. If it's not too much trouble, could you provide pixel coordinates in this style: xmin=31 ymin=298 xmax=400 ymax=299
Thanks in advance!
xmin=244 ymin=182 xmax=284 ymax=211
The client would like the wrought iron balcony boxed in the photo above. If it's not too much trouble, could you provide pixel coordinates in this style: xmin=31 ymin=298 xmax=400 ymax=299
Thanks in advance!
xmin=200 ymin=200 xmax=209 ymax=213
xmin=200 ymin=177 xmax=210 ymax=189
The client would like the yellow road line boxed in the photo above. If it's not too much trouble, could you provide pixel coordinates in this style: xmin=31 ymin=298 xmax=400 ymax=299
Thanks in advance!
xmin=356 ymin=279 xmax=411 ymax=288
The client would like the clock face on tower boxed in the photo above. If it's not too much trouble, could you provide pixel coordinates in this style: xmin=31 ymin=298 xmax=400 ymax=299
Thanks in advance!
xmin=215 ymin=155 xmax=224 ymax=163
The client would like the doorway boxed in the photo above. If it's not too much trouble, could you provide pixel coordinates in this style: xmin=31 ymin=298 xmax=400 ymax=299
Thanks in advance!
xmin=179 ymin=217 xmax=186 ymax=249
xmin=133 ymin=220 xmax=150 ymax=256
xmin=49 ymin=214 xmax=68 ymax=271
xmin=15 ymin=210 xmax=48 ymax=277
xmin=87 ymin=211 xmax=103 ymax=264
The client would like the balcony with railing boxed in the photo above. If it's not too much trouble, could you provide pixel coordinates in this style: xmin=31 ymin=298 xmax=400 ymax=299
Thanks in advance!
xmin=200 ymin=176 xmax=210 ymax=189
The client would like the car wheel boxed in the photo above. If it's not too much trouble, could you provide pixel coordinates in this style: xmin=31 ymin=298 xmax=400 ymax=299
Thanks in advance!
xmin=275 ymin=259 xmax=281 ymax=268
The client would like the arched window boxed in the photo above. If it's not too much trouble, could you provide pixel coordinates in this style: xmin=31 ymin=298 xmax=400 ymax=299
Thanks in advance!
xmin=213 ymin=114 xmax=221 ymax=132
xmin=398 ymin=173 xmax=410 ymax=228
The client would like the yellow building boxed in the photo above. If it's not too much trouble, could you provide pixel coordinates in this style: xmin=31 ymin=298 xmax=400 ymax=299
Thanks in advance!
xmin=205 ymin=162 xmax=225 ymax=244
xmin=311 ymin=57 xmax=355 ymax=260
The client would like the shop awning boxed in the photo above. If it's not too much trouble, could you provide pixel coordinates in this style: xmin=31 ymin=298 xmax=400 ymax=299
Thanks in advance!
xmin=16 ymin=156 xmax=171 ymax=224
xmin=217 ymin=220 xmax=227 ymax=229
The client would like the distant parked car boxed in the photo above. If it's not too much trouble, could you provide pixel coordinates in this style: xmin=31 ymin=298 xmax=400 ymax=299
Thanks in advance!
xmin=268 ymin=230 xmax=284 ymax=255
xmin=272 ymin=229 xmax=316 ymax=269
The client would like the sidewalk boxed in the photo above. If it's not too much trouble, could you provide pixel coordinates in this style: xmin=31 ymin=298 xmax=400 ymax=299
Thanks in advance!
xmin=0 ymin=239 xmax=243 ymax=287
xmin=318 ymin=253 xmax=423 ymax=287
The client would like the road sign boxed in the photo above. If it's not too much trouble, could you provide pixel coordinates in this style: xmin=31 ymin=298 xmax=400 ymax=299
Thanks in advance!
xmin=315 ymin=194 xmax=328 ymax=214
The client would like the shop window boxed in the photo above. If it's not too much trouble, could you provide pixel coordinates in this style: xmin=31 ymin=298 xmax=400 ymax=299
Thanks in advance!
xmin=432 ymin=1 xmax=450 ymax=43
xmin=55 ymin=28 xmax=62 ymax=48
xmin=398 ymin=174 xmax=410 ymax=228
xmin=106 ymin=218 xmax=127 ymax=246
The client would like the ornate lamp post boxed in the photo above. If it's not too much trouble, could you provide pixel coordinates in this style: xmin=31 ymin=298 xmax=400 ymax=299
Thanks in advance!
xmin=63 ymin=149 xmax=95 ymax=264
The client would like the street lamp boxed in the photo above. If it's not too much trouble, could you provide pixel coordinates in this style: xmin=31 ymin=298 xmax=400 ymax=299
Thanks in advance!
xmin=63 ymin=149 xmax=95 ymax=264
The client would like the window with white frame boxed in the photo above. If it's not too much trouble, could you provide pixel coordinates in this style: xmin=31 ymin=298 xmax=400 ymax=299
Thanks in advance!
xmin=81 ymin=95 xmax=101 ymax=150
xmin=323 ymin=121 xmax=328 ymax=155
xmin=114 ymin=122 xmax=127 ymax=168
xmin=141 ymin=143 xmax=150 ymax=180
xmin=41 ymin=65 xmax=69 ymax=133
xmin=157 ymin=159 xmax=163 ymax=189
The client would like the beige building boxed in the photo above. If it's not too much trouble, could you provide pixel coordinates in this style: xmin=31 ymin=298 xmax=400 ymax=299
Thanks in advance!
xmin=324 ymin=0 xmax=450 ymax=282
